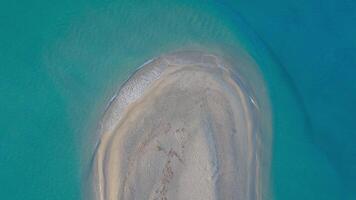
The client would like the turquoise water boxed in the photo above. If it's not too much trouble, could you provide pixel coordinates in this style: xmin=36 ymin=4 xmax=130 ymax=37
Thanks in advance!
xmin=1 ymin=0 xmax=355 ymax=199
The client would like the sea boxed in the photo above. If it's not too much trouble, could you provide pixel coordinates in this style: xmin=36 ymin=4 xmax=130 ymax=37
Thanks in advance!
xmin=0 ymin=0 xmax=355 ymax=199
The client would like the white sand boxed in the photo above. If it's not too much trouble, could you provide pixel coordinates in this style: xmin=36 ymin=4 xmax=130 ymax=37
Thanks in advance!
xmin=90 ymin=51 xmax=270 ymax=200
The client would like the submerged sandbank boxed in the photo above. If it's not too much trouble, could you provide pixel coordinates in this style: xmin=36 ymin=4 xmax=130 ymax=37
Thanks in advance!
xmin=90 ymin=51 xmax=271 ymax=200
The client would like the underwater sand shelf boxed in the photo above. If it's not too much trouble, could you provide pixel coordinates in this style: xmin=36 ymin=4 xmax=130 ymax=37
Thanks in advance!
xmin=90 ymin=51 xmax=270 ymax=200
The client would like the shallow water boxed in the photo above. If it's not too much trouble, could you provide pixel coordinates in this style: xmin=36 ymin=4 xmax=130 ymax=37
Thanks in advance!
xmin=0 ymin=0 xmax=355 ymax=199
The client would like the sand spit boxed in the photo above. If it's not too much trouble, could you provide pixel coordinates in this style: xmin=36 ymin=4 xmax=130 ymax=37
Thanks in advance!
xmin=90 ymin=51 xmax=270 ymax=200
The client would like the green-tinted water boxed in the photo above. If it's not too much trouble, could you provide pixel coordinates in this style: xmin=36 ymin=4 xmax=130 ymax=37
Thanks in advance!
xmin=1 ymin=0 xmax=355 ymax=199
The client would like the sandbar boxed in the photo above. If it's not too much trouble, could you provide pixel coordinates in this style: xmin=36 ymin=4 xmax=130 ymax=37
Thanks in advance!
xmin=90 ymin=51 xmax=270 ymax=200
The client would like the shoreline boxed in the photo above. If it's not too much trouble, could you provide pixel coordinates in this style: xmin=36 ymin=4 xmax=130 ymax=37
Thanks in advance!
xmin=89 ymin=51 xmax=271 ymax=200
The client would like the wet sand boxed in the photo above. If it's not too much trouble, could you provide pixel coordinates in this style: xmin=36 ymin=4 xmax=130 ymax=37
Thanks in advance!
xmin=90 ymin=51 xmax=270 ymax=200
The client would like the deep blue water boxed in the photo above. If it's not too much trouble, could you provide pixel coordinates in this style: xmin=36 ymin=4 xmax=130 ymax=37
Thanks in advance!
xmin=0 ymin=0 xmax=355 ymax=199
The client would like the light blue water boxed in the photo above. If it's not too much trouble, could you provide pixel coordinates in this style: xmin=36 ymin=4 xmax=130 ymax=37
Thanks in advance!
xmin=0 ymin=0 xmax=355 ymax=199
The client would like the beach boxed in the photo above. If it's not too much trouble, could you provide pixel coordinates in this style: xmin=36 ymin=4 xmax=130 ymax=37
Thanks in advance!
xmin=90 ymin=51 xmax=269 ymax=200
